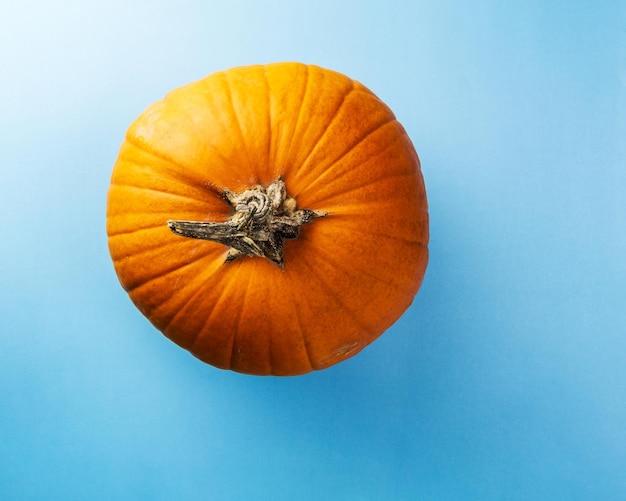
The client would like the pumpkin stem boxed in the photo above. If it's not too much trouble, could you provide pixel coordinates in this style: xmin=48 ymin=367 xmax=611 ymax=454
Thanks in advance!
xmin=167 ymin=178 xmax=326 ymax=266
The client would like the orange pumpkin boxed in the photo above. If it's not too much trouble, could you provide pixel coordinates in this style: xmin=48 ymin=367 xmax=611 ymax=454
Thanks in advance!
xmin=106 ymin=62 xmax=428 ymax=376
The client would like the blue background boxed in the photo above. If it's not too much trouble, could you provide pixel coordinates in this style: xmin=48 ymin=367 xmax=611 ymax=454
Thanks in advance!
xmin=1 ymin=1 xmax=625 ymax=499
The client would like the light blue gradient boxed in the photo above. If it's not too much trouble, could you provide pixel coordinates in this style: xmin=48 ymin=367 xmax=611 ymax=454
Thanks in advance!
xmin=1 ymin=1 xmax=625 ymax=499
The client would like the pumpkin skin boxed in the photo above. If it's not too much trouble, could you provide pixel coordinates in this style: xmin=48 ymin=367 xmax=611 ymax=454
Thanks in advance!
xmin=106 ymin=62 xmax=428 ymax=376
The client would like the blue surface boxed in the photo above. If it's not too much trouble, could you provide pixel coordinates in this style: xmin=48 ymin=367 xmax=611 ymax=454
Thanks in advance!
xmin=1 ymin=1 xmax=625 ymax=499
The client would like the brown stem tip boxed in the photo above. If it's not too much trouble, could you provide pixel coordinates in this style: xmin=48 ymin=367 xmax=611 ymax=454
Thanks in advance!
xmin=167 ymin=178 xmax=327 ymax=266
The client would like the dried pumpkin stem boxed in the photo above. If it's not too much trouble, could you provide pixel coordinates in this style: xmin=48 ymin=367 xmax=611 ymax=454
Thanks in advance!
xmin=167 ymin=178 xmax=326 ymax=266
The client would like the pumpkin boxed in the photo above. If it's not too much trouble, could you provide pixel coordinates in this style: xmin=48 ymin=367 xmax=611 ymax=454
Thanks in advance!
xmin=106 ymin=62 xmax=428 ymax=376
